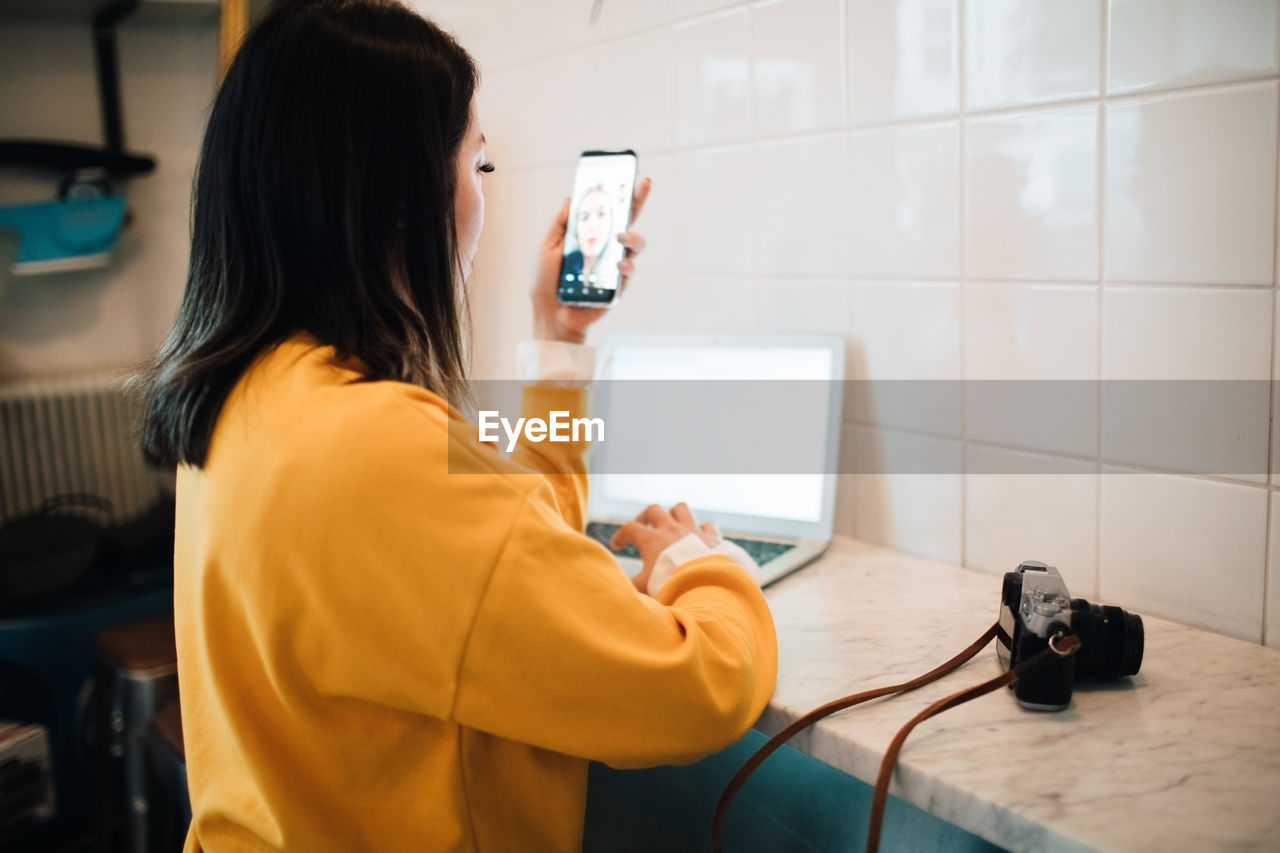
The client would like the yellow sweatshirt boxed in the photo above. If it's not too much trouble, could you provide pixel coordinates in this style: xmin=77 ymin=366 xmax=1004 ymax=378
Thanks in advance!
xmin=174 ymin=336 xmax=778 ymax=852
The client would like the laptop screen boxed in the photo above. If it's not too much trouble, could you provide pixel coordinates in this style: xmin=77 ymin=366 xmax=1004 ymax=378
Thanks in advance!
xmin=594 ymin=473 xmax=827 ymax=524
xmin=591 ymin=337 xmax=842 ymax=530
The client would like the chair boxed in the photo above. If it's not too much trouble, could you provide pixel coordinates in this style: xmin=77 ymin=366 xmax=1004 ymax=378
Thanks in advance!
xmin=143 ymin=703 xmax=189 ymax=851
xmin=94 ymin=615 xmax=178 ymax=853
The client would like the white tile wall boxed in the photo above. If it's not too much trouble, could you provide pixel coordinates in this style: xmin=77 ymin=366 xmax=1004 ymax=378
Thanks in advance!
xmin=1109 ymin=0 xmax=1280 ymax=95
xmin=1105 ymin=83 xmax=1278 ymax=286
xmin=835 ymin=424 xmax=859 ymax=536
xmin=430 ymin=2 xmax=549 ymax=68
xmin=964 ymin=0 xmax=1101 ymax=111
xmin=671 ymin=9 xmax=752 ymax=146
xmin=847 ymin=122 xmax=960 ymax=279
xmin=848 ymin=282 xmax=961 ymax=381
xmin=965 ymin=106 xmax=1099 ymax=280
xmin=481 ymin=58 xmax=584 ymax=168
xmin=672 ymin=145 xmax=755 ymax=274
xmin=964 ymin=284 xmax=1099 ymax=381
xmin=1100 ymin=287 xmax=1272 ymax=484
xmin=965 ymin=445 xmax=1098 ymax=597
xmin=757 ymin=279 xmax=852 ymax=335
xmin=964 ymin=283 xmax=1099 ymax=457
xmin=752 ymin=135 xmax=848 ymax=276
xmin=585 ymin=0 xmax=671 ymax=38
xmin=1101 ymin=470 xmax=1267 ymax=643
xmin=591 ymin=28 xmax=674 ymax=155
xmin=586 ymin=274 xmax=762 ymax=343
xmin=846 ymin=0 xmax=957 ymax=125
xmin=668 ymin=0 xmax=746 ymax=22
xmin=1101 ymin=288 xmax=1273 ymax=381
xmin=751 ymin=0 xmax=845 ymax=136
xmin=626 ymin=154 xmax=680 ymax=274
xmin=847 ymin=282 xmax=961 ymax=435
xmin=850 ymin=425 xmax=963 ymax=564
xmin=436 ymin=0 xmax=1280 ymax=645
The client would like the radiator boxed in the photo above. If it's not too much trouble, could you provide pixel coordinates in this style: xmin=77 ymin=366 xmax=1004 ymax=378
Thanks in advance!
xmin=0 ymin=373 xmax=172 ymax=523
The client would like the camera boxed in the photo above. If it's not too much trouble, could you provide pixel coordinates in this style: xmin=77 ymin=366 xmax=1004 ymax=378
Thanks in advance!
xmin=996 ymin=561 xmax=1144 ymax=711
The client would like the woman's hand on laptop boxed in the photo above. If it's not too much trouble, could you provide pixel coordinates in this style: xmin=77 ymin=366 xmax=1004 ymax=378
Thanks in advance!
xmin=611 ymin=502 xmax=720 ymax=594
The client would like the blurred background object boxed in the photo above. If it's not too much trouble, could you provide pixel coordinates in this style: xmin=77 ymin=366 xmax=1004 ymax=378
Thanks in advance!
xmin=0 ymin=1 xmax=256 ymax=848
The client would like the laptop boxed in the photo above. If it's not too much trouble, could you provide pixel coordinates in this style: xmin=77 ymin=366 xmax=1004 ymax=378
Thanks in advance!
xmin=583 ymin=333 xmax=845 ymax=588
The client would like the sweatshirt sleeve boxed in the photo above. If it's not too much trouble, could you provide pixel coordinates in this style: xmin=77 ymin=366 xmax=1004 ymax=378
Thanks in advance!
xmin=506 ymin=385 xmax=592 ymax=531
xmin=450 ymin=482 xmax=778 ymax=769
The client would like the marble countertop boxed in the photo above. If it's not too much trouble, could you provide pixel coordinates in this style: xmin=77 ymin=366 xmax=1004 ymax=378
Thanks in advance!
xmin=757 ymin=537 xmax=1280 ymax=853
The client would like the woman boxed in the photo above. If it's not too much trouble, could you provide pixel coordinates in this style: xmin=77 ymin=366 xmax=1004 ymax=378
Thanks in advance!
xmin=561 ymin=184 xmax=614 ymax=288
xmin=139 ymin=1 xmax=777 ymax=851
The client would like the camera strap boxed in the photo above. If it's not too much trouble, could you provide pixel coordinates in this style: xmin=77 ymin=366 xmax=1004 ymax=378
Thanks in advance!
xmin=711 ymin=622 xmax=1082 ymax=853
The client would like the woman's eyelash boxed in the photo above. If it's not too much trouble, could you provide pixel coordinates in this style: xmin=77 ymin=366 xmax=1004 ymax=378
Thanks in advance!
xmin=479 ymin=161 xmax=495 ymax=174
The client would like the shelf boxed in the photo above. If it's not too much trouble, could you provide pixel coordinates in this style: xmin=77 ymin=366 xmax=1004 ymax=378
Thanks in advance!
xmin=0 ymin=141 xmax=155 ymax=178
xmin=0 ymin=0 xmax=220 ymax=25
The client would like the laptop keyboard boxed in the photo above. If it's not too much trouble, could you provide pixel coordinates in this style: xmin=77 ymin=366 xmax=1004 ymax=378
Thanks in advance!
xmin=584 ymin=521 xmax=796 ymax=567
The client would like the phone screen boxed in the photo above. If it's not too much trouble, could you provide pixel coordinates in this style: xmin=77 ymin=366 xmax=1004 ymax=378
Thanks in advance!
xmin=557 ymin=150 xmax=638 ymax=305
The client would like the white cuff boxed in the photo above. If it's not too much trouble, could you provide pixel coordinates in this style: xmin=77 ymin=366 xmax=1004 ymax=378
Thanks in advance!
xmin=648 ymin=536 xmax=761 ymax=596
xmin=712 ymin=538 xmax=759 ymax=576
xmin=647 ymin=533 xmax=713 ymax=596
xmin=647 ymin=535 xmax=763 ymax=596
xmin=515 ymin=340 xmax=597 ymax=386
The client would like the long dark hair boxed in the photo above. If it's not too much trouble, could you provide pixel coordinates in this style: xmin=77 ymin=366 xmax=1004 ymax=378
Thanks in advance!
xmin=138 ymin=0 xmax=477 ymax=468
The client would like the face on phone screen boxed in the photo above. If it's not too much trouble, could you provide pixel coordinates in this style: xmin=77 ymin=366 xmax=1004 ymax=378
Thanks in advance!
xmin=557 ymin=151 xmax=637 ymax=305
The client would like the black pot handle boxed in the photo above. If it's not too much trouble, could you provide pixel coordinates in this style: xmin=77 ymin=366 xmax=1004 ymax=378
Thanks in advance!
xmin=31 ymin=494 xmax=113 ymax=520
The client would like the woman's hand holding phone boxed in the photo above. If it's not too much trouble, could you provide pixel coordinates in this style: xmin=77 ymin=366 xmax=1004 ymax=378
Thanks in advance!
xmin=530 ymin=176 xmax=650 ymax=345
xmin=610 ymin=501 xmax=722 ymax=595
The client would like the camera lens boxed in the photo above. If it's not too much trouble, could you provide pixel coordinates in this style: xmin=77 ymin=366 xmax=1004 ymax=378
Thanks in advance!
xmin=1069 ymin=599 xmax=1144 ymax=679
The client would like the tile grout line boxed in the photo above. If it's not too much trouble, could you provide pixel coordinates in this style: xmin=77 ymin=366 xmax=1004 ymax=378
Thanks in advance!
xmin=1263 ymin=78 xmax=1280 ymax=646
xmin=837 ymin=0 xmax=849 ymax=131
xmin=497 ymin=80 xmax=1280 ymax=187
xmin=1265 ymin=288 xmax=1275 ymax=646
xmin=483 ymin=19 xmax=1278 ymax=114
xmin=1096 ymin=0 xmax=1108 ymax=599
xmin=745 ymin=0 xmax=756 ymax=144
xmin=488 ymin=254 xmax=1280 ymax=291
xmin=839 ymin=0 xmax=857 ymax=541
xmin=957 ymin=0 xmax=969 ymax=570
xmin=843 ymin=420 xmax=1273 ymax=490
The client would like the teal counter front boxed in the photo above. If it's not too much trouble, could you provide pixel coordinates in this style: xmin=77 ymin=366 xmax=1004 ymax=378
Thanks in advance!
xmin=584 ymin=728 xmax=1003 ymax=852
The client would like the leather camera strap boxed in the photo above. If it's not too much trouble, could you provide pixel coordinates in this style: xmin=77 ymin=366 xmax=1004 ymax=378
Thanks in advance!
xmin=711 ymin=623 xmax=1082 ymax=853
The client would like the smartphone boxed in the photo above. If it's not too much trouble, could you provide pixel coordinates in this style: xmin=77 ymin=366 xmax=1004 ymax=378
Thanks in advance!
xmin=556 ymin=149 xmax=638 ymax=306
